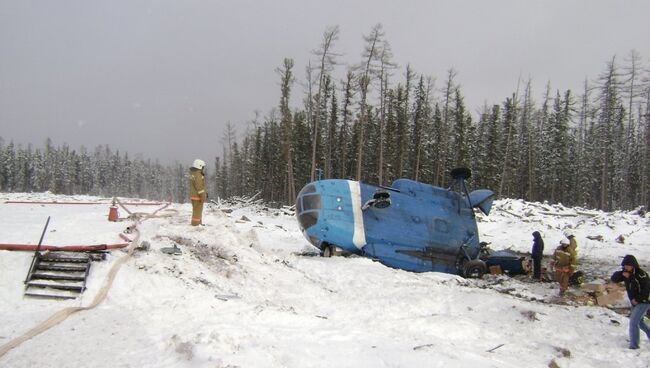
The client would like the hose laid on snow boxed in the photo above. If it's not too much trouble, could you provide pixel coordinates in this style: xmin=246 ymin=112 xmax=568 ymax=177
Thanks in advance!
xmin=0 ymin=243 xmax=129 ymax=251
xmin=0 ymin=227 xmax=141 ymax=359
xmin=4 ymin=200 xmax=165 ymax=205
xmin=0 ymin=200 xmax=173 ymax=359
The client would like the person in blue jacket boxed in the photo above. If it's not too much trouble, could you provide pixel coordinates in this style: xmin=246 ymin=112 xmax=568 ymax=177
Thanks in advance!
xmin=531 ymin=231 xmax=544 ymax=280
xmin=611 ymin=255 xmax=650 ymax=349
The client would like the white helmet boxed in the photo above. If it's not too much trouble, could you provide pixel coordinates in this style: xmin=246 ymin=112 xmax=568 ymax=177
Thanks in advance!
xmin=192 ymin=159 xmax=206 ymax=170
xmin=563 ymin=230 xmax=574 ymax=238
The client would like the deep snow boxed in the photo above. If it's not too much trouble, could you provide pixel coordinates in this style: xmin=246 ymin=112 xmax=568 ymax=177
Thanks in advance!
xmin=1 ymin=192 xmax=649 ymax=367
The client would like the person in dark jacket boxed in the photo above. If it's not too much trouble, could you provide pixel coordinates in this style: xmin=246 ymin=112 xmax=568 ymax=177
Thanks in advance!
xmin=531 ymin=231 xmax=544 ymax=280
xmin=611 ymin=255 xmax=650 ymax=349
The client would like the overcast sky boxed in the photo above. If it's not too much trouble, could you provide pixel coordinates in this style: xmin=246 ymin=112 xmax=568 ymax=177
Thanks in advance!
xmin=1 ymin=0 xmax=649 ymax=167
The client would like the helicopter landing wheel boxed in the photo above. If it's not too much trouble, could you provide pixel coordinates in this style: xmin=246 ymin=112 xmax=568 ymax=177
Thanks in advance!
xmin=322 ymin=244 xmax=334 ymax=258
xmin=463 ymin=259 xmax=487 ymax=278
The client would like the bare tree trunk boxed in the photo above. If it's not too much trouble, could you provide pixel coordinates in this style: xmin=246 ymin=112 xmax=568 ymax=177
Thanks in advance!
xmin=339 ymin=71 xmax=354 ymax=179
xmin=378 ymin=70 xmax=385 ymax=185
xmin=356 ymin=24 xmax=383 ymax=181
xmin=524 ymin=80 xmax=534 ymax=200
xmin=310 ymin=26 xmax=339 ymax=181
xmin=398 ymin=65 xmax=413 ymax=178
xmin=498 ymin=79 xmax=520 ymax=197
xmin=277 ymin=58 xmax=295 ymax=203
xmin=435 ymin=69 xmax=456 ymax=186
xmin=601 ymin=145 xmax=608 ymax=210
xmin=642 ymin=89 xmax=650 ymax=208
xmin=377 ymin=42 xmax=396 ymax=186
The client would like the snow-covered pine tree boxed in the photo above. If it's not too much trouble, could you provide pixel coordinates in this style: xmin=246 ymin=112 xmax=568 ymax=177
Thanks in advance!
xmin=411 ymin=75 xmax=431 ymax=181
xmin=436 ymin=69 xmax=456 ymax=187
xmin=515 ymin=79 xmax=535 ymax=200
xmin=594 ymin=57 xmax=625 ymax=211
xmin=278 ymin=58 xmax=296 ymax=203
xmin=336 ymin=71 xmax=354 ymax=180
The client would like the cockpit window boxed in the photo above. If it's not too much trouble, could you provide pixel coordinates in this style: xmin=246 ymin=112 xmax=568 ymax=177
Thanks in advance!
xmin=296 ymin=185 xmax=320 ymax=230
xmin=298 ymin=211 xmax=318 ymax=230
xmin=302 ymin=194 xmax=321 ymax=211
xmin=296 ymin=196 xmax=303 ymax=213
xmin=299 ymin=184 xmax=316 ymax=195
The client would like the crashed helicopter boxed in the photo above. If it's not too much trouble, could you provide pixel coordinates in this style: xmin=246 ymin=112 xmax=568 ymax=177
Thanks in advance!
xmin=295 ymin=168 xmax=497 ymax=278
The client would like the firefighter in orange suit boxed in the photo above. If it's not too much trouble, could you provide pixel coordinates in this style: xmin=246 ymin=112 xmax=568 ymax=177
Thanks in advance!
xmin=189 ymin=159 xmax=207 ymax=226
xmin=552 ymin=239 xmax=576 ymax=296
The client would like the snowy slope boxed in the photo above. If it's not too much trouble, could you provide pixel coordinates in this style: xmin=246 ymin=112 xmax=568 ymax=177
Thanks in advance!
xmin=1 ymin=192 xmax=649 ymax=368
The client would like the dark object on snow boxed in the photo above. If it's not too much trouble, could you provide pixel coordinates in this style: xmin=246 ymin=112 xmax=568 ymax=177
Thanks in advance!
xmin=161 ymin=244 xmax=182 ymax=255
xmin=569 ymin=270 xmax=585 ymax=286
xmin=138 ymin=241 xmax=151 ymax=251
xmin=483 ymin=250 xmax=530 ymax=275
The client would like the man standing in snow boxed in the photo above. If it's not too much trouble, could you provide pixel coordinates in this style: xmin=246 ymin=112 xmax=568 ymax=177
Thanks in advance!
xmin=189 ymin=159 xmax=207 ymax=226
xmin=531 ymin=231 xmax=544 ymax=280
xmin=611 ymin=255 xmax=650 ymax=349
xmin=552 ymin=239 xmax=575 ymax=296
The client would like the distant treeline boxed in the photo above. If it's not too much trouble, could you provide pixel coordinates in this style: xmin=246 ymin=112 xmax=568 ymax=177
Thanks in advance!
xmin=0 ymin=138 xmax=188 ymax=202
xmin=214 ymin=25 xmax=650 ymax=211
xmin=2 ymin=25 xmax=649 ymax=211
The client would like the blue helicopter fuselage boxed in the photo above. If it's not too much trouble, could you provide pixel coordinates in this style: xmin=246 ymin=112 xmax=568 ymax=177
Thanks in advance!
xmin=296 ymin=178 xmax=493 ymax=274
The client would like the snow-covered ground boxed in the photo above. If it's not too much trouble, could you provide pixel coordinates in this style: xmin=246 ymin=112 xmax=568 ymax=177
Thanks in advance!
xmin=1 ymin=192 xmax=649 ymax=367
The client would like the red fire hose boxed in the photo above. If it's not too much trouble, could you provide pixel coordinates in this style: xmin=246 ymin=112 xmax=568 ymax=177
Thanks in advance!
xmin=4 ymin=201 xmax=164 ymax=205
xmin=0 ymin=243 xmax=129 ymax=251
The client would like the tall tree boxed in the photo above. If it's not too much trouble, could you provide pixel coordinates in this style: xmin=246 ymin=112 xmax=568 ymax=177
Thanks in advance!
xmin=355 ymin=23 xmax=385 ymax=181
xmin=435 ymin=68 xmax=457 ymax=186
xmin=451 ymin=87 xmax=471 ymax=169
xmin=277 ymin=58 xmax=297 ymax=202
xmin=337 ymin=71 xmax=355 ymax=179
xmin=310 ymin=26 xmax=340 ymax=181
xmin=411 ymin=76 xmax=432 ymax=180
xmin=517 ymin=79 xmax=535 ymax=200
xmin=376 ymin=40 xmax=397 ymax=185
xmin=643 ymin=87 xmax=650 ymax=208
xmin=594 ymin=57 xmax=625 ymax=210
xmin=575 ymin=79 xmax=595 ymax=206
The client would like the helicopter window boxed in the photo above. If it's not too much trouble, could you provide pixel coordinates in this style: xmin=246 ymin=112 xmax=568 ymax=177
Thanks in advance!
xmin=296 ymin=197 xmax=303 ymax=213
xmin=298 ymin=211 xmax=318 ymax=229
xmin=302 ymin=194 xmax=321 ymax=211
xmin=299 ymin=184 xmax=316 ymax=195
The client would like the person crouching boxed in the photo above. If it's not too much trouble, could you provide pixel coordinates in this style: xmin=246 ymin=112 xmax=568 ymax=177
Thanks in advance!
xmin=611 ymin=255 xmax=650 ymax=349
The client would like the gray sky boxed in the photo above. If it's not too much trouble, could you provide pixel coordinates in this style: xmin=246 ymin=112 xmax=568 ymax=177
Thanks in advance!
xmin=1 ymin=0 xmax=649 ymax=167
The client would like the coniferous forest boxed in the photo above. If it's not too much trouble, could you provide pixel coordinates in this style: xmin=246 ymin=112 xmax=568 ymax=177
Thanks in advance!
xmin=2 ymin=25 xmax=649 ymax=211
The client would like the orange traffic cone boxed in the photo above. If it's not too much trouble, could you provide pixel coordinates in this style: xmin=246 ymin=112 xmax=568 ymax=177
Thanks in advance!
xmin=108 ymin=199 xmax=119 ymax=222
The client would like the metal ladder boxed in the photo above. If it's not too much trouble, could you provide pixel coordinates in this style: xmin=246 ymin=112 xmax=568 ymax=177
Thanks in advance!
xmin=24 ymin=251 xmax=94 ymax=300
